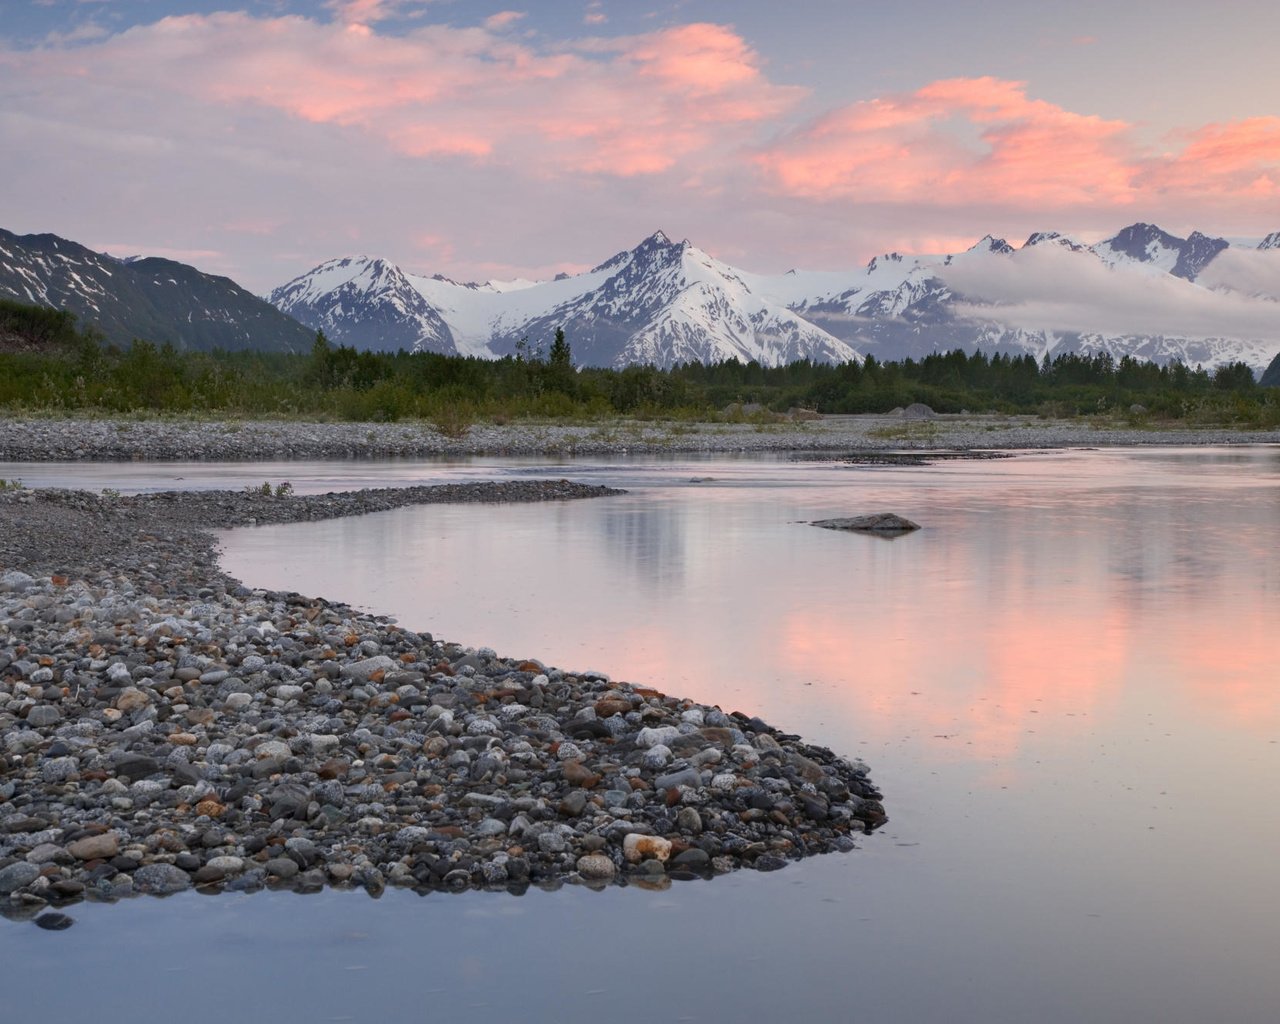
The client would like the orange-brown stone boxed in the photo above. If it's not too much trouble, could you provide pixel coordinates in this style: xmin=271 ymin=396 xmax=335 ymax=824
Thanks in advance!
xmin=700 ymin=727 xmax=737 ymax=747
xmin=562 ymin=761 xmax=601 ymax=788
xmin=594 ymin=697 xmax=631 ymax=718
xmin=195 ymin=799 xmax=226 ymax=818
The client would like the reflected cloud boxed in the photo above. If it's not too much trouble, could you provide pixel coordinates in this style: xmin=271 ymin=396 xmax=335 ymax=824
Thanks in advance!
xmin=215 ymin=449 xmax=1280 ymax=787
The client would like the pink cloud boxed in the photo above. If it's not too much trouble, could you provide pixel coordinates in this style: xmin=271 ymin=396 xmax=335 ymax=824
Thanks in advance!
xmin=1147 ymin=117 xmax=1280 ymax=196
xmin=756 ymin=77 xmax=1139 ymax=208
xmin=483 ymin=11 xmax=526 ymax=32
xmin=754 ymin=76 xmax=1280 ymax=224
xmin=18 ymin=13 xmax=799 ymax=182
xmin=624 ymin=23 xmax=763 ymax=94
xmin=326 ymin=0 xmax=404 ymax=26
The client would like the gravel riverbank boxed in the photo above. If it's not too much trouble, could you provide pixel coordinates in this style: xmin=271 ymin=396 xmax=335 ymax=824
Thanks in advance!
xmin=1 ymin=481 xmax=886 ymax=922
xmin=3 ymin=412 xmax=1280 ymax=462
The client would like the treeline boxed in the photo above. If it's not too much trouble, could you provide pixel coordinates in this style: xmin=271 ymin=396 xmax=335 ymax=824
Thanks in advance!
xmin=0 ymin=299 xmax=1276 ymax=427
xmin=0 ymin=297 xmax=84 ymax=350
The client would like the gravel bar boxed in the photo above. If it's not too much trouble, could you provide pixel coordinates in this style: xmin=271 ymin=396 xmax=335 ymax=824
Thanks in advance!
xmin=1 ymin=480 xmax=887 ymax=920
xmin=3 ymin=413 xmax=1280 ymax=462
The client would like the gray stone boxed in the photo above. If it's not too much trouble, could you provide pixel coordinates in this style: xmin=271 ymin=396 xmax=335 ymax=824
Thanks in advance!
xmin=133 ymin=863 xmax=193 ymax=894
xmin=344 ymin=656 xmax=396 ymax=681
xmin=537 ymin=831 xmax=568 ymax=854
xmin=26 ymin=705 xmax=63 ymax=727
xmin=654 ymin=767 xmax=702 ymax=791
xmin=265 ymin=857 xmax=299 ymax=879
xmin=576 ymin=854 xmax=616 ymax=881
xmin=671 ymin=848 xmax=711 ymax=871
xmin=40 ymin=756 xmax=79 ymax=783
xmin=0 ymin=862 xmax=40 ymax=893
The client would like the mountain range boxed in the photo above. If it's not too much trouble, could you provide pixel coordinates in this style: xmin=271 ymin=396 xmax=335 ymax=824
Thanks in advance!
xmin=0 ymin=228 xmax=312 ymax=353
xmin=271 ymin=223 xmax=1280 ymax=372
xmin=3 ymin=223 xmax=1279 ymax=374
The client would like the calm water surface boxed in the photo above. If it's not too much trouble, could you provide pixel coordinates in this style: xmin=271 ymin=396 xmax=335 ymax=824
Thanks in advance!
xmin=5 ymin=448 xmax=1279 ymax=1023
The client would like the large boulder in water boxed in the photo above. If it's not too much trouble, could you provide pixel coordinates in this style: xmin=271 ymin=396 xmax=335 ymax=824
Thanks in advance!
xmin=811 ymin=513 xmax=921 ymax=535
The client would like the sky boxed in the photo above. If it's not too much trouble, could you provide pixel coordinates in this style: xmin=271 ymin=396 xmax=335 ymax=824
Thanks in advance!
xmin=3 ymin=0 xmax=1279 ymax=294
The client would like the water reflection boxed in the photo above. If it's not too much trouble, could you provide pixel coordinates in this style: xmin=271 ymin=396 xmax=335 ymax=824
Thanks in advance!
xmin=215 ymin=447 xmax=1280 ymax=765
xmin=594 ymin=501 xmax=689 ymax=588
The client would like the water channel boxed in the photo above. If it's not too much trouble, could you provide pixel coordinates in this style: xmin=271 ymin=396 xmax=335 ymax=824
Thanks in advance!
xmin=4 ymin=447 xmax=1278 ymax=1023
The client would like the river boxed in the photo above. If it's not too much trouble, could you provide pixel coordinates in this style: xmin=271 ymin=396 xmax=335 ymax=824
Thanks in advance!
xmin=5 ymin=447 xmax=1279 ymax=1023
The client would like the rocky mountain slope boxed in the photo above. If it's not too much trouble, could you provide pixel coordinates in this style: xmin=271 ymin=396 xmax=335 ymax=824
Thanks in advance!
xmin=0 ymin=229 xmax=312 ymax=353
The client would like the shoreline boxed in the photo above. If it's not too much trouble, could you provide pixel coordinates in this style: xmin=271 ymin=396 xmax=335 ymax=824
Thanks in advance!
xmin=3 ymin=412 xmax=1280 ymax=463
xmin=0 ymin=481 xmax=885 ymax=922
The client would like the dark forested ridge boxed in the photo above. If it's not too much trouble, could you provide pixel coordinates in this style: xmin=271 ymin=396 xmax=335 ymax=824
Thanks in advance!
xmin=1261 ymin=351 xmax=1280 ymax=388
xmin=0 ymin=299 xmax=1276 ymax=428
xmin=0 ymin=229 xmax=313 ymax=354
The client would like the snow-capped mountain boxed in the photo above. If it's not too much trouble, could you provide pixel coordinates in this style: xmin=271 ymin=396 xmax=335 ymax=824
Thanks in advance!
xmin=1089 ymin=222 xmax=1229 ymax=280
xmin=746 ymin=224 xmax=1280 ymax=371
xmin=270 ymin=222 xmax=1280 ymax=372
xmin=269 ymin=256 xmax=455 ymax=354
xmin=486 ymin=232 xmax=858 ymax=367
xmin=275 ymin=231 xmax=859 ymax=368
xmin=0 ymin=228 xmax=313 ymax=352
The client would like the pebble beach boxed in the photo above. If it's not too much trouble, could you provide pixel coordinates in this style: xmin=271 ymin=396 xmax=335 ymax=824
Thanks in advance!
xmin=3 ymin=411 xmax=1280 ymax=461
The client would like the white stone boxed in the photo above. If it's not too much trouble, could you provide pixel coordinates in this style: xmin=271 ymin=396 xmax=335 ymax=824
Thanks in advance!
xmin=622 ymin=833 xmax=672 ymax=864
xmin=344 ymin=655 xmax=396 ymax=681
xmin=309 ymin=733 xmax=340 ymax=754
xmin=636 ymin=726 xmax=681 ymax=749
xmin=254 ymin=739 xmax=292 ymax=760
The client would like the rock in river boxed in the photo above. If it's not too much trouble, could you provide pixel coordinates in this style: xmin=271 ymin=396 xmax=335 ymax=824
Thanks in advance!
xmin=811 ymin=513 xmax=921 ymax=535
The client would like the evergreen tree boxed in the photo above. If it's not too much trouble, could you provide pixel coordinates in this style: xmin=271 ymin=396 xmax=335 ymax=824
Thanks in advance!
xmin=549 ymin=327 xmax=572 ymax=370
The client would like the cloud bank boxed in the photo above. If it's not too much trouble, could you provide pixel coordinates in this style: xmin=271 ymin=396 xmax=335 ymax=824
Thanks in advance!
xmin=943 ymin=244 xmax=1280 ymax=344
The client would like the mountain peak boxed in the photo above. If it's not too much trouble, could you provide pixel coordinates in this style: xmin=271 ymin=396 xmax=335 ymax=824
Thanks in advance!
xmin=590 ymin=230 xmax=683 ymax=274
xmin=269 ymin=252 xmax=455 ymax=354
xmin=1023 ymin=231 xmax=1060 ymax=247
xmin=865 ymin=252 xmax=905 ymax=273
xmin=1103 ymin=222 xmax=1183 ymax=257
xmin=1023 ymin=231 xmax=1086 ymax=253
xmin=1172 ymin=230 xmax=1229 ymax=280
xmin=968 ymin=235 xmax=1014 ymax=255
xmin=1259 ymin=231 xmax=1280 ymax=250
